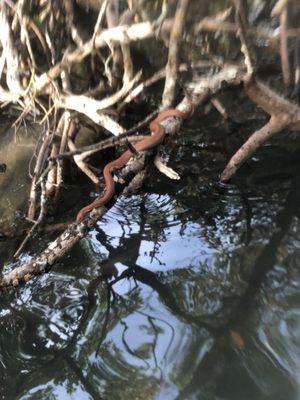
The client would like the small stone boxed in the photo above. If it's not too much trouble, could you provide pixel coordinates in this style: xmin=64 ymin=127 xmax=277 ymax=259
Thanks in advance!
xmin=12 ymin=279 xmax=19 ymax=287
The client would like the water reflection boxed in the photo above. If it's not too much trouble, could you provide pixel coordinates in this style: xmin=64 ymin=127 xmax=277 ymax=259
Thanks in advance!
xmin=1 ymin=116 xmax=300 ymax=399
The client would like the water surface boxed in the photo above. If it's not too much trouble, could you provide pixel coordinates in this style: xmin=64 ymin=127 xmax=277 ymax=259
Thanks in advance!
xmin=0 ymin=99 xmax=300 ymax=399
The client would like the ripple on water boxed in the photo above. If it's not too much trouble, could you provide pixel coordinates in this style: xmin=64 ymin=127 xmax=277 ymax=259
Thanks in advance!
xmin=92 ymin=193 xmax=217 ymax=272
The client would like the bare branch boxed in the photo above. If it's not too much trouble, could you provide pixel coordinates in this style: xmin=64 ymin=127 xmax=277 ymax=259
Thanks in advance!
xmin=279 ymin=4 xmax=291 ymax=87
xmin=220 ymin=115 xmax=290 ymax=182
xmin=221 ymin=78 xmax=300 ymax=181
xmin=34 ymin=21 xmax=169 ymax=93
xmin=162 ymin=0 xmax=190 ymax=108
xmin=0 ymin=0 xmax=23 ymax=93
xmin=154 ymin=156 xmax=180 ymax=180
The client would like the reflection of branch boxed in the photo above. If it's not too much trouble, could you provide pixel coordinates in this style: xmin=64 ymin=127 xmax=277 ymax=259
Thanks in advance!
xmin=120 ymin=319 xmax=150 ymax=368
xmin=65 ymin=356 xmax=103 ymax=400
xmin=138 ymin=309 xmax=175 ymax=364
xmin=108 ymin=280 xmax=175 ymax=371
xmin=132 ymin=264 xmax=214 ymax=332
xmin=237 ymin=185 xmax=253 ymax=245
xmin=147 ymin=315 xmax=162 ymax=375
xmin=226 ymin=178 xmax=300 ymax=329
xmin=63 ymin=274 xmax=106 ymax=350
xmin=177 ymin=176 xmax=300 ymax=398
xmin=96 ymin=284 xmax=112 ymax=355
xmin=176 ymin=342 xmax=225 ymax=400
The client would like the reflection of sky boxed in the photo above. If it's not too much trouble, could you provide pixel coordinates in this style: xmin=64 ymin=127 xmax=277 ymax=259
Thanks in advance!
xmin=20 ymin=381 xmax=91 ymax=400
xmin=82 ymin=188 xmax=300 ymax=399
xmin=2 ymin=158 xmax=300 ymax=400
xmin=104 ymin=294 xmax=184 ymax=372
xmin=91 ymin=194 xmax=217 ymax=272
xmin=136 ymin=221 xmax=215 ymax=271
xmin=90 ymin=281 xmax=212 ymax=399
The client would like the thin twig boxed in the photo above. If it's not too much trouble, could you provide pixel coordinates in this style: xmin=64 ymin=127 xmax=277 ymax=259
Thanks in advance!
xmin=54 ymin=109 xmax=159 ymax=159
xmin=33 ymin=21 xmax=171 ymax=93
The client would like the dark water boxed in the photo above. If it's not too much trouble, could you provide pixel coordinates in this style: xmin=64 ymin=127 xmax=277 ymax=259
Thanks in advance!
xmin=0 ymin=94 xmax=300 ymax=400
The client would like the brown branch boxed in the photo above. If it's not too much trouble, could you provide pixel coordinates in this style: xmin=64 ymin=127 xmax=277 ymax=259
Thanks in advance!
xmin=244 ymin=79 xmax=300 ymax=121
xmin=294 ymin=35 xmax=300 ymax=102
xmin=45 ymin=141 xmax=59 ymax=196
xmin=271 ymin=0 xmax=290 ymax=17
xmin=154 ymin=156 xmax=180 ymax=180
xmin=64 ymin=0 xmax=85 ymax=46
xmin=102 ymin=5 xmax=117 ymax=85
xmin=27 ymin=134 xmax=52 ymax=219
xmin=0 ymin=207 xmax=106 ymax=290
xmin=55 ymin=112 xmax=72 ymax=197
xmin=220 ymin=114 xmax=290 ymax=182
xmin=279 ymin=4 xmax=291 ymax=87
xmin=210 ymin=97 xmax=228 ymax=119
xmin=16 ymin=0 xmax=37 ymax=69
xmin=60 ymin=70 xmax=141 ymax=113
xmin=120 ymin=61 xmax=212 ymax=109
xmin=74 ymin=135 xmax=148 ymax=162
xmin=58 ymin=71 xmax=142 ymax=134
xmin=220 ymin=77 xmax=300 ymax=181
xmin=45 ymin=115 xmax=66 ymax=196
xmin=195 ymin=17 xmax=300 ymax=45
xmin=14 ymin=177 xmax=48 ymax=258
xmin=233 ymin=0 xmax=253 ymax=74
